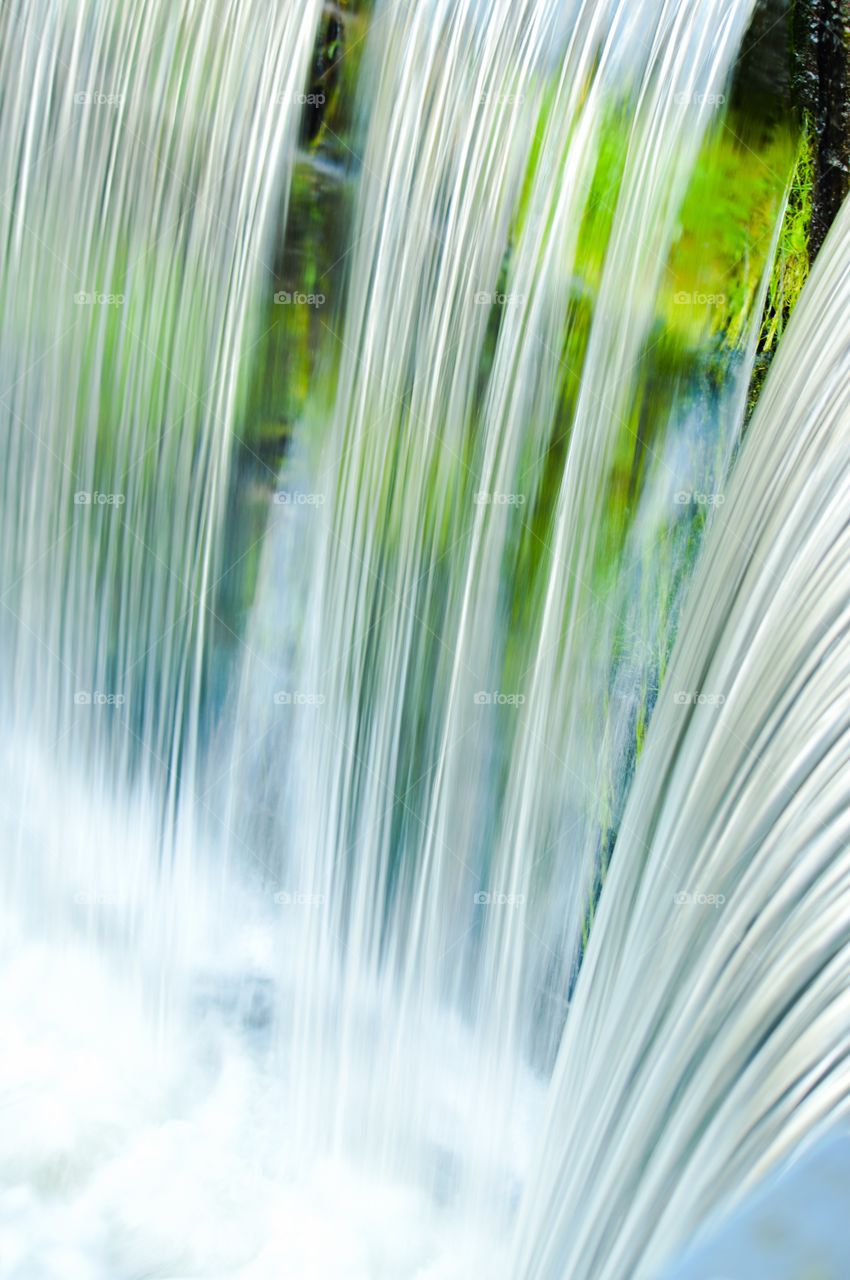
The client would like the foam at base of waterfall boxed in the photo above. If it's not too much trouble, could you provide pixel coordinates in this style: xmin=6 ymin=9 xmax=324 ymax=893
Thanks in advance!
xmin=0 ymin=923 xmax=516 ymax=1280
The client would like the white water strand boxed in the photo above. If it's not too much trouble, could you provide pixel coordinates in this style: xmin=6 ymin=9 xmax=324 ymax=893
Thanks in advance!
xmin=0 ymin=0 xmax=319 ymax=955
xmin=512 ymin=193 xmax=850 ymax=1280
xmin=225 ymin=0 xmax=569 ymax=1180
xmin=221 ymin=0 xmax=761 ymax=1221
xmin=441 ymin=0 xmax=757 ymax=1077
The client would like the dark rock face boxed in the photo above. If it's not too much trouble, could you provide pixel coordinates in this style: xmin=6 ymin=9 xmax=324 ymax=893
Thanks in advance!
xmin=732 ymin=0 xmax=792 ymax=123
xmin=792 ymin=0 xmax=850 ymax=259
xmin=300 ymin=9 xmax=345 ymax=146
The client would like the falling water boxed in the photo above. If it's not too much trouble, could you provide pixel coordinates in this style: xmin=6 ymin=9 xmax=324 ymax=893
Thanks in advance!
xmin=1 ymin=0 xmax=848 ymax=1276
xmin=220 ymin=0 xmax=761 ymax=1222
xmin=512 ymin=190 xmax=850 ymax=1279
xmin=0 ymin=0 xmax=320 ymax=969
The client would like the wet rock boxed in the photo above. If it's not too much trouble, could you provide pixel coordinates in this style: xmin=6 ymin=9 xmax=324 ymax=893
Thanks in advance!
xmin=792 ymin=0 xmax=850 ymax=259
xmin=731 ymin=0 xmax=792 ymax=125
xmin=300 ymin=8 xmax=345 ymax=146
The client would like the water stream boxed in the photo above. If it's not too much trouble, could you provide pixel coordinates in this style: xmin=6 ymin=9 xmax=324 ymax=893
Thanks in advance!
xmin=0 ymin=0 xmax=847 ymax=1277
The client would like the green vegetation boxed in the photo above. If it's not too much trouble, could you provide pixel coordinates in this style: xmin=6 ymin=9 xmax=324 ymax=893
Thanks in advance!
xmin=666 ymin=124 xmax=797 ymax=349
xmin=760 ymin=126 xmax=814 ymax=353
xmin=746 ymin=124 xmax=814 ymax=416
xmin=519 ymin=100 xmax=804 ymax=942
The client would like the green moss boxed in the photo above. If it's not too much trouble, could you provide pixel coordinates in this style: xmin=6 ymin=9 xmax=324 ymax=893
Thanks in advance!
xmin=743 ymin=125 xmax=814 ymax=416
xmin=665 ymin=123 xmax=797 ymax=348
xmin=760 ymin=124 xmax=813 ymax=353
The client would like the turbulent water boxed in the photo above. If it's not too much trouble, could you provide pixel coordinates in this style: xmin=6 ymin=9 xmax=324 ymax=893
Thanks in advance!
xmin=1 ymin=0 xmax=849 ymax=1277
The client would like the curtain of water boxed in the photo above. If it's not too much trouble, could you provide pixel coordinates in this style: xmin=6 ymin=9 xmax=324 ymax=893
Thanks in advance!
xmin=221 ymin=0 xmax=758 ymax=1219
xmin=5 ymin=0 xmax=847 ymax=1275
xmin=0 ymin=0 xmax=320 ymax=960
xmin=511 ymin=193 xmax=850 ymax=1279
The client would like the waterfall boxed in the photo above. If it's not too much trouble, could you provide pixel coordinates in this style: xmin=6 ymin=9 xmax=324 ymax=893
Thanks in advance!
xmin=0 ymin=0 xmax=320 ymax=966
xmin=220 ymin=0 xmax=759 ymax=1215
xmin=1 ymin=0 xmax=848 ymax=1275
xmin=512 ymin=190 xmax=850 ymax=1279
